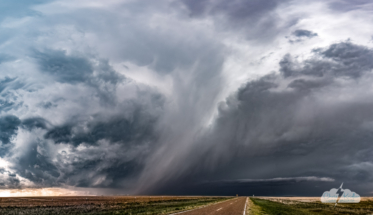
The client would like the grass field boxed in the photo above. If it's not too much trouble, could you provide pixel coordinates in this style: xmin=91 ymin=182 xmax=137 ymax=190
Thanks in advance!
xmin=0 ymin=196 xmax=230 ymax=215
xmin=248 ymin=197 xmax=373 ymax=215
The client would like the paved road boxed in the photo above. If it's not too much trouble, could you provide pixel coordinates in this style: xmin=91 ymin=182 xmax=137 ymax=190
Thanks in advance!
xmin=174 ymin=197 xmax=247 ymax=215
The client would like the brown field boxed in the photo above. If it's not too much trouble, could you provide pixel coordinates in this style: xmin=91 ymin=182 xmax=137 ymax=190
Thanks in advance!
xmin=0 ymin=196 xmax=230 ymax=215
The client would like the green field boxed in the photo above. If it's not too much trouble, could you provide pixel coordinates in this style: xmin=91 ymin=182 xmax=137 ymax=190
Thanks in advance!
xmin=249 ymin=198 xmax=373 ymax=215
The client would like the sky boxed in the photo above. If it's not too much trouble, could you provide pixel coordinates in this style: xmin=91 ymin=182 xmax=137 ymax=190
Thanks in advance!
xmin=1 ymin=0 xmax=373 ymax=197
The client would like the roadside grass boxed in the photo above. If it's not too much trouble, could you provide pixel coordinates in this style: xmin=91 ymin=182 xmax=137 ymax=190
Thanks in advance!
xmin=249 ymin=198 xmax=373 ymax=215
xmin=247 ymin=198 xmax=263 ymax=215
xmin=0 ymin=197 xmax=230 ymax=215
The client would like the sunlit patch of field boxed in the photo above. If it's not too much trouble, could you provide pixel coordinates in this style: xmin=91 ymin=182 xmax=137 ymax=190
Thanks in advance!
xmin=255 ymin=197 xmax=320 ymax=204
xmin=0 ymin=196 xmax=231 ymax=215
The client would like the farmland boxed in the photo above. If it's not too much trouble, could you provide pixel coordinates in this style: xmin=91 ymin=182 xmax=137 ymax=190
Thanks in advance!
xmin=247 ymin=197 xmax=373 ymax=215
xmin=0 ymin=196 xmax=230 ymax=215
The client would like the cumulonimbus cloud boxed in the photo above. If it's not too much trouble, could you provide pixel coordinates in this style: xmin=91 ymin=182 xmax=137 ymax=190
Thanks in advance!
xmin=0 ymin=0 xmax=373 ymax=196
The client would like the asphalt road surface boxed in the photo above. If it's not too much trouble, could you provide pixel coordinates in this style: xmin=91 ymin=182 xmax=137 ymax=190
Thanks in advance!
xmin=173 ymin=197 xmax=247 ymax=215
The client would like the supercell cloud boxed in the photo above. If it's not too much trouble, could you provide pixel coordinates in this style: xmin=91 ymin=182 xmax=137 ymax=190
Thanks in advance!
xmin=1 ymin=0 xmax=373 ymax=196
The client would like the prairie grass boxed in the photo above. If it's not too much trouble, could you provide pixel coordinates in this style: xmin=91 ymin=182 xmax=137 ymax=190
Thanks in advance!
xmin=0 ymin=196 xmax=230 ymax=215
xmin=249 ymin=197 xmax=373 ymax=215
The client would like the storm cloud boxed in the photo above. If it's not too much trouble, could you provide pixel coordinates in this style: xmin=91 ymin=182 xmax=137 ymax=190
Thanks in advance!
xmin=1 ymin=0 xmax=373 ymax=196
xmin=137 ymin=41 xmax=373 ymax=195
